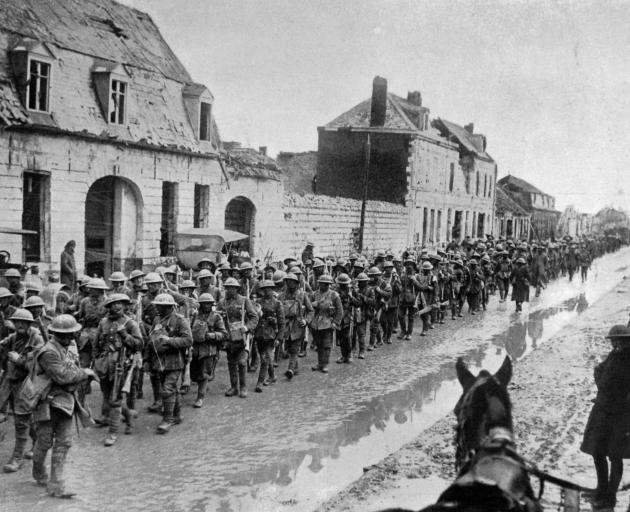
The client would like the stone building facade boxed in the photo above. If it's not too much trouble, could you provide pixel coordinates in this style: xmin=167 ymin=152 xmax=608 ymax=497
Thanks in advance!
xmin=494 ymin=186 xmax=531 ymax=240
xmin=316 ymin=76 xmax=497 ymax=249
xmin=0 ymin=0 xmax=284 ymax=276
xmin=497 ymin=175 xmax=560 ymax=241
xmin=557 ymin=205 xmax=592 ymax=239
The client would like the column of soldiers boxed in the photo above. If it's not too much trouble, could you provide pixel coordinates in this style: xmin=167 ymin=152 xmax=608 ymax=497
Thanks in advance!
xmin=0 ymin=234 xmax=622 ymax=498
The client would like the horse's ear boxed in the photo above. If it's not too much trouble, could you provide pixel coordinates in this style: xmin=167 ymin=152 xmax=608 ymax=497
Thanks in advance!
xmin=456 ymin=357 xmax=475 ymax=391
xmin=494 ymin=356 xmax=512 ymax=387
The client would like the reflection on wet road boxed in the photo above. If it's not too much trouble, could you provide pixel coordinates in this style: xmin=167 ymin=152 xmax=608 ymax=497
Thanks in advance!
xmin=1 ymin=249 xmax=628 ymax=512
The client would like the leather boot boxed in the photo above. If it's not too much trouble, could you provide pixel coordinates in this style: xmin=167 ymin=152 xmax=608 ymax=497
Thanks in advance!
xmin=148 ymin=374 xmax=162 ymax=412
xmin=156 ymin=400 xmax=175 ymax=434
xmin=31 ymin=444 xmax=48 ymax=486
xmin=193 ymin=382 xmax=205 ymax=408
xmin=3 ymin=457 xmax=24 ymax=473
xmin=48 ymin=447 xmax=74 ymax=498
xmin=225 ymin=362 xmax=239 ymax=397
xmin=238 ymin=366 xmax=248 ymax=398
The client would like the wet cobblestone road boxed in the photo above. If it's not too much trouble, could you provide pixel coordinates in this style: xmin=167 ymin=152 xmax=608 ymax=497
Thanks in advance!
xmin=1 ymin=248 xmax=629 ymax=512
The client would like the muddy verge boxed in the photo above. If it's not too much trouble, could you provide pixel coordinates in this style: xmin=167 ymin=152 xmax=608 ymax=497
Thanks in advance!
xmin=317 ymin=277 xmax=630 ymax=512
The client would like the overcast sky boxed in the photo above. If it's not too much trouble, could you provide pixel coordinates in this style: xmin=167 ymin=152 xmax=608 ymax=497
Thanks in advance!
xmin=122 ymin=0 xmax=630 ymax=213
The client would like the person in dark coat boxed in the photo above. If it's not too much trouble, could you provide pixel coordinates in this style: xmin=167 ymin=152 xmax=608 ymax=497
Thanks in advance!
xmin=510 ymin=257 xmax=530 ymax=312
xmin=580 ymin=325 xmax=630 ymax=508
xmin=59 ymin=241 xmax=77 ymax=292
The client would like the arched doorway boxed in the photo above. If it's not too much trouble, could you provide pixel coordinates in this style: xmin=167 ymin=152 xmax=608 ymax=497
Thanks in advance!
xmin=85 ymin=176 xmax=143 ymax=277
xmin=224 ymin=196 xmax=255 ymax=255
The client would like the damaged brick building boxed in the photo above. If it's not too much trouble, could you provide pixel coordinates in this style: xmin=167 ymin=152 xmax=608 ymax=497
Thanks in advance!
xmin=0 ymin=0 xmax=284 ymax=275
xmin=316 ymin=76 xmax=497 ymax=248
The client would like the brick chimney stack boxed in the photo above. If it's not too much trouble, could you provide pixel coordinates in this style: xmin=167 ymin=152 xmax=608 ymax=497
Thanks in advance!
xmin=464 ymin=123 xmax=474 ymax=134
xmin=407 ymin=91 xmax=422 ymax=106
xmin=259 ymin=146 xmax=267 ymax=156
xmin=370 ymin=76 xmax=387 ymax=127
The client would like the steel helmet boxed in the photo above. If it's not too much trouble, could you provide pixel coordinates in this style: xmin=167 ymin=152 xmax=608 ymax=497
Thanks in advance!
xmin=312 ymin=258 xmax=325 ymax=269
xmin=515 ymin=257 xmax=526 ymax=264
xmin=129 ymin=269 xmax=145 ymax=281
xmin=223 ymin=277 xmax=241 ymax=288
xmin=367 ymin=267 xmax=382 ymax=276
xmin=49 ymin=314 xmax=82 ymax=334
xmin=239 ymin=261 xmax=253 ymax=271
xmin=288 ymin=266 xmax=303 ymax=275
xmin=348 ymin=253 xmax=359 ymax=261
xmin=25 ymin=281 xmax=42 ymax=293
xmin=273 ymin=270 xmax=287 ymax=284
xmin=258 ymin=279 xmax=276 ymax=289
xmin=23 ymin=296 xmax=45 ymax=309
xmin=179 ymin=280 xmax=196 ymax=289
xmin=3 ymin=268 xmax=21 ymax=278
xmin=421 ymin=261 xmax=433 ymax=270
xmin=144 ymin=272 xmax=163 ymax=284
xmin=317 ymin=274 xmax=333 ymax=284
xmin=353 ymin=260 xmax=365 ymax=268
xmin=356 ymin=272 xmax=369 ymax=282
xmin=86 ymin=278 xmax=108 ymax=290
xmin=9 ymin=308 xmax=34 ymax=323
xmin=403 ymin=258 xmax=417 ymax=267
xmin=375 ymin=250 xmax=386 ymax=259
xmin=163 ymin=266 xmax=178 ymax=275
xmin=383 ymin=261 xmax=394 ymax=268
xmin=335 ymin=273 xmax=352 ymax=285
xmin=197 ymin=269 xmax=214 ymax=280
xmin=197 ymin=293 xmax=216 ymax=303
xmin=104 ymin=293 xmax=131 ymax=307
xmin=606 ymin=325 xmax=630 ymax=341
xmin=481 ymin=254 xmax=491 ymax=263
xmin=283 ymin=273 xmax=299 ymax=283
xmin=109 ymin=271 xmax=126 ymax=282
xmin=197 ymin=257 xmax=214 ymax=267
xmin=469 ymin=259 xmax=479 ymax=265
xmin=335 ymin=258 xmax=348 ymax=268
xmin=78 ymin=275 xmax=91 ymax=287
xmin=152 ymin=293 xmax=176 ymax=306
xmin=283 ymin=257 xmax=297 ymax=267
xmin=218 ymin=262 xmax=231 ymax=271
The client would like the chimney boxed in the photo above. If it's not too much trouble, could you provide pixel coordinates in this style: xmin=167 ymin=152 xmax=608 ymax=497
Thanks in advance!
xmin=259 ymin=146 xmax=267 ymax=156
xmin=407 ymin=91 xmax=422 ymax=107
xmin=464 ymin=123 xmax=474 ymax=134
xmin=370 ymin=76 xmax=387 ymax=127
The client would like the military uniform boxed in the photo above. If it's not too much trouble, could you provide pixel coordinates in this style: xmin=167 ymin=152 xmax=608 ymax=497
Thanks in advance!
xmin=148 ymin=311 xmax=192 ymax=427
xmin=398 ymin=273 xmax=419 ymax=337
xmin=217 ymin=294 xmax=258 ymax=397
xmin=93 ymin=314 xmax=143 ymax=437
xmin=380 ymin=274 xmax=401 ymax=343
xmin=309 ymin=288 xmax=342 ymax=371
xmin=279 ymin=288 xmax=313 ymax=376
xmin=190 ymin=309 xmax=227 ymax=401
xmin=353 ymin=283 xmax=370 ymax=356
xmin=0 ymin=328 xmax=44 ymax=468
xmin=31 ymin=337 xmax=92 ymax=497
xmin=336 ymin=286 xmax=359 ymax=362
xmin=367 ymin=279 xmax=391 ymax=348
xmin=253 ymin=295 xmax=285 ymax=390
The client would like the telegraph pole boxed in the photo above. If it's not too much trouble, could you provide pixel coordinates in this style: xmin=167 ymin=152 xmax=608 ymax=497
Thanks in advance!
xmin=358 ymin=133 xmax=371 ymax=253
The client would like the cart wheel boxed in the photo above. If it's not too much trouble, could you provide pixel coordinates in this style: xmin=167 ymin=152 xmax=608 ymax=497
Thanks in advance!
xmin=0 ymin=250 xmax=10 ymax=266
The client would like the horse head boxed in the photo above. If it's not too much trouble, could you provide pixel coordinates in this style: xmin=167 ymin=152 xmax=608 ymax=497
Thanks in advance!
xmin=454 ymin=356 xmax=513 ymax=470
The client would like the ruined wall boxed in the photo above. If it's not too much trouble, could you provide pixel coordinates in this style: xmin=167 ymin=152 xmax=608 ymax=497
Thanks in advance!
xmin=281 ymin=193 xmax=408 ymax=259
xmin=316 ymin=130 xmax=411 ymax=204
xmin=276 ymin=151 xmax=317 ymax=195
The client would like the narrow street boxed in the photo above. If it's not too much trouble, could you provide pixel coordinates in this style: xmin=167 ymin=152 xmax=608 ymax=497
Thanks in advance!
xmin=0 ymin=248 xmax=627 ymax=512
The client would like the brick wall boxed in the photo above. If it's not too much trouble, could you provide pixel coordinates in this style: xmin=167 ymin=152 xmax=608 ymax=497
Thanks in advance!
xmin=280 ymin=193 xmax=407 ymax=259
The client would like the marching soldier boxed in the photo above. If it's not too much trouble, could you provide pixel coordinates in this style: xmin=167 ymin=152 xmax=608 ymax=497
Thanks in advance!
xmin=30 ymin=314 xmax=98 ymax=498
xmin=217 ymin=278 xmax=258 ymax=398
xmin=108 ymin=272 xmax=131 ymax=296
xmin=511 ymin=257 xmax=530 ymax=313
xmin=417 ymin=261 xmax=436 ymax=335
xmin=197 ymin=269 xmax=221 ymax=302
xmin=92 ymin=294 xmax=143 ymax=445
xmin=398 ymin=259 xmax=420 ymax=340
xmin=381 ymin=261 xmax=401 ymax=343
xmin=335 ymin=273 xmax=359 ymax=363
xmin=495 ymin=251 xmax=512 ymax=302
xmin=353 ymin=273 xmax=370 ymax=358
xmin=310 ymin=274 xmax=342 ymax=373
xmin=23 ymin=295 xmax=52 ymax=342
xmin=0 ymin=309 xmax=44 ymax=472
xmin=366 ymin=267 xmax=391 ymax=349
xmin=279 ymin=273 xmax=313 ymax=378
xmin=190 ymin=293 xmax=227 ymax=408
xmin=253 ymin=280 xmax=285 ymax=392
xmin=3 ymin=268 xmax=24 ymax=308
xmin=148 ymin=294 xmax=192 ymax=434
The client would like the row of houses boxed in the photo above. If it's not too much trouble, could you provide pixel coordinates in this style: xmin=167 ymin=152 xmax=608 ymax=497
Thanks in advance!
xmin=0 ymin=0 xmax=604 ymax=278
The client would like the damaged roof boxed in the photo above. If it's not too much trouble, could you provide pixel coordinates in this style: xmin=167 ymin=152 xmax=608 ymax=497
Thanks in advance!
xmin=495 ymin=186 xmax=530 ymax=217
xmin=433 ymin=118 xmax=493 ymax=161
xmin=498 ymin=175 xmax=548 ymax=196
xmin=222 ymin=147 xmax=282 ymax=182
xmin=0 ymin=0 xmax=191 ymax=82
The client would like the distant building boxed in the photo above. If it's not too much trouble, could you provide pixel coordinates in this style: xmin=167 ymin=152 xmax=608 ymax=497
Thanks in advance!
xmin=557 ymin=205 xmax=592 ymax=238
xmin=494 ymin=187 xmax=531 ymax=240
xmin=0 ymin=0 xmax=284 ymax=276
xmin=316 ymin=76 xmax=497 ymax=247
xmin=592 ymin=207 xmax=630 ymax=236
xmin=497 ymin=175 xmax=560 ymax=240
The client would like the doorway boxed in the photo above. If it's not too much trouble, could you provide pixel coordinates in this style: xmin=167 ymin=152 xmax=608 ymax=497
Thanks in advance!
xmin=85 ymin=176 xmax=142 ymax=277
xmin=224 ymin=196 xmax=255 ymax=255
